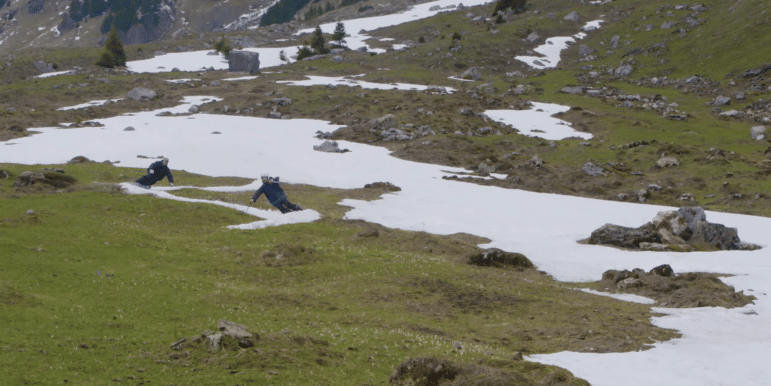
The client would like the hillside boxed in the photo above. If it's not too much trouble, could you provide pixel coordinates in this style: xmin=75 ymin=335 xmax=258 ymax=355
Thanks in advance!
xmin=1 ymin=0 xmax=771 ymax=384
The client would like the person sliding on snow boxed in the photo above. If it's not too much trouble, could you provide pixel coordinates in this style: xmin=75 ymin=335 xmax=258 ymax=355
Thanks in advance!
xmin=251 ymin=174 xmax=303 ymax=214
xmin=135 ymin=158 xmax=174 ymax=189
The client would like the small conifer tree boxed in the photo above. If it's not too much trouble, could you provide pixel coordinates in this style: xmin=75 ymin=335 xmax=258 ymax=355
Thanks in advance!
xmin=332 ymin=22 xmax=347 ymax=47
xmin=296 ymin=45 xmax=314 ymax=61
xmin=310 ymin=26 xmax=329 ymax=55
xmin=97 ymin=26 xmax=126 ymax=68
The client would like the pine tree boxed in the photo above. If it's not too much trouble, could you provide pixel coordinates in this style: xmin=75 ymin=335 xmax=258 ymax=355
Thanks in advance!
xmin=310 ymin=26 xmax=328 ymax=55
xmin=104 ymin=26 xmax=126 ymax=67
xmin=332 ymin=22 xmax=346 ymax=47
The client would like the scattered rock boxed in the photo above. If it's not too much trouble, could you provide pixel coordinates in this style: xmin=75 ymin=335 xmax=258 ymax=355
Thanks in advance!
xmin=712 ymin=96 xmax=731 ymax=106
xmin=313 ymin=140 xmax=349 ymax=153
xmin=67 ymin=156 xmax=91 ymax=164
xmin=123 ymin=126 xmax=135 ymax=131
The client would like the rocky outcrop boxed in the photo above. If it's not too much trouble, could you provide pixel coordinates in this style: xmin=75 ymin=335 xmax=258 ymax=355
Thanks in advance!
xmin=586 ymin=207 xmax=760 ymax=251
xmin=171 ymin=319 xmax=258 ymax=353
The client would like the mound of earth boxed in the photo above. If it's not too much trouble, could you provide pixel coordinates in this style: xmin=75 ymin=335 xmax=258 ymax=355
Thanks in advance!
xmin=598 ymin=264 xmax=756 ymax=308
xmin=13 ymin=169 xmax=77 ymax=192
xmin=467 ymin=248 xmax=534 ymax=271
xmin=258 ymin=243 xmax=316 ymax=267
xmin=585 ymin=207 xmax=761 ymax=251
xmin=390 ymin=356 xmax=588 ymax=386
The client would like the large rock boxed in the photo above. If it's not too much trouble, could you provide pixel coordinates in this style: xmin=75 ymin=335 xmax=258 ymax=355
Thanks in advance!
xmin=578 ymin=44 xmax=595 ymax=57
xmin=582 ymin=162 xmax=605 ymax=176
xmin=369 ymin=114 xmax=397 ymax=129
xmin=460 ymin=67 xmax=481 ymax=80
xmin=561 ymin=86 xmax=584 ymax=94
xmin=614 ymin=64 xmax=634 ymax=77
xmin=127 ymin=87 xmax=157 ymax=101
xmin=313 ymin=140 xmax=349 ymax=153
xmin=564 ymin=11 xmax=580 ymax=22
xmin=33 ymin=61 xmax=55 ymax=73
xmin=690 ymin=222 xmax=740 ymax=250
xmin=712 ymin=96 xmax=732 ymax=106
xmin=228 ymin=51 xmax=261 ymax=74
xmin=750 ymin=126 xmax=767 ymax=141
xmin=587 ymin=207 xmax=759 ymax=251
xmin=526 ymin=32 xmax=540 ymax=43
xmin=588 ymin=223 xmax=661 ymax=249
xmin=656 ymin=157 xmax=680 ymax=168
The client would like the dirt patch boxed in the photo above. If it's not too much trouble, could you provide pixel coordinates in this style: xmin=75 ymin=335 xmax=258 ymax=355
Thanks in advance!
xmin=257 ymin=243 xmax=317 ymax=267
xmin=598 ymin=266 xmax=756 ymax=308
xmin=390 ymin=356 xmax=589 ymax=386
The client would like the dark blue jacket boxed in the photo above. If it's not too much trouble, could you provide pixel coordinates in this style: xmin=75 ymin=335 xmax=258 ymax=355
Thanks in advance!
xmin=252 ymin=181 xmax=287 ymax=205
xmin=141 ymin=161 xmax=174 ymax=184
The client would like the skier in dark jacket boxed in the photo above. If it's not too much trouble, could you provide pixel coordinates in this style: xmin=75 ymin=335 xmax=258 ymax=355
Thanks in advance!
xmin=251 ymin=174 xmax=303 ymax=214
xmin=135 ymin=158 xmax=174 ymax=188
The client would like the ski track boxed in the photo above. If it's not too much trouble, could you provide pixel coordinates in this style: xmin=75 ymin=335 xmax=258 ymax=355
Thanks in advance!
xmin=120 ymin=182 xmax=321 ymax=230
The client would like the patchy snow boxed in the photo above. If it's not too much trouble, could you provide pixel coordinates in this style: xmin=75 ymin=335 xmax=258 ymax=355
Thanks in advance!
xmin=276 ymin=75 xmax=457 ymax=92
xmin=578 ymin=288 xmax=656 ymax=305
xmin=57 ymin=98 xmax=125 ymax=111
xmin=515 ymin=20 xmax=603 ymax=69
xmin=484 ymin=102 xmax=592 ymax=140
xmin=165 ymin=78 xmax=200 ymax=84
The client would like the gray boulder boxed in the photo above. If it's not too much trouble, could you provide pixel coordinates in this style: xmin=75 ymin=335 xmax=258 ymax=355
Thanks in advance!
xmin=526 ymin=32 xmax=540 ymax=43
xmin=228 ymin=51 xmax=261 ymax=74
xmin=661 ymin=21 xmax=676 ymax=29
xmin=614 ymin=64 xmax=634 ymax=77
xmin=271 ymin=97 xmax=293 ymax=107
xmin=588 ymin=223 xmax=661 ymax=249
xmin=218 ymin=319 xmax=256 ymax=349
xmin=690 ymin=222 xmax=740 ymax=250
xmin=127 ymin=87 xmax=157 ymax=101
xmin=677 ymin=207 xmax=706 ymax=233
xmin=313 ymin=140 xmax=348 ymax=153
xmin=564 ymin=11 xmax=580 ymax=22
xmin=478 ymin=162 xmax=495 ymax=176
xmin=610 ymin=35 xmax=620 ymax=49
xmin=370 ymin=114 xmax=397 ymax=129
xmin=460 ymin=67 xmax=481 ymax=80
xmin=561 ymin=86 xmax=584 ymax=94
xmin=712 ymin=96 xmax=731 ymax=106
xmin=656 ymin=157 xmax=680 ymax=168
xmin=578 ymin=44 xmax=595 ymax=57
xmin=33 ymin=61 xmax=55 ymax=73
xmin=750 ymin=126 xmax=767 ymax=140
xmin=582 ymin=162 xmax=605 ymax=177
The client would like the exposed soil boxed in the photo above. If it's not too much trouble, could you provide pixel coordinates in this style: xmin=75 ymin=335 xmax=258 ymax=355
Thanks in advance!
xmin=597 ymin=267 xmax=756 ymax=308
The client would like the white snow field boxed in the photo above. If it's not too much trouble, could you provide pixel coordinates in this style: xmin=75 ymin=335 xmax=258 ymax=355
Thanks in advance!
xmin=2 ymin=95 xmax=770 ymax=386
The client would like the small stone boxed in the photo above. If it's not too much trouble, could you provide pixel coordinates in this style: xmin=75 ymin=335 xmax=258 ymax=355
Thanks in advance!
xmin=26 ymin=209 xmax=35 ymax=215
